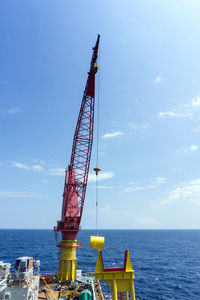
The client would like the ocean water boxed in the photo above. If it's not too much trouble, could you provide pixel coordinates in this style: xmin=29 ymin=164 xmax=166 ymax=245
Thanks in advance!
xmin=0 ymin=229 xmax=200 ymax=299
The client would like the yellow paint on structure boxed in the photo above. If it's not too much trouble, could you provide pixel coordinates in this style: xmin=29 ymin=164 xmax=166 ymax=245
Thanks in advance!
xmin=95 ymin=250 xmax=136 ymax=300
xmin=90 ymin=236 xmax=104 ymax=249
xmin=57 ymin=240 xmax=77 ymax=281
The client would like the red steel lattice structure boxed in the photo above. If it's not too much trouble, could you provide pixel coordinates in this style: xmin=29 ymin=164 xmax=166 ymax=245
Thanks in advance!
xmin=55 ymin=35 xmax=100 ymax=242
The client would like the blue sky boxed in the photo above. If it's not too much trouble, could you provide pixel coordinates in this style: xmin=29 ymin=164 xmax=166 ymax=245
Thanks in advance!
xmin=1 ymin=0 xmax=200 ymax=229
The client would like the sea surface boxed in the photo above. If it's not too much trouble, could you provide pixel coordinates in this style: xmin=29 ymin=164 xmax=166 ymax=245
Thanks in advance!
xmin=0 ymin=229 xmax=200 ymax=299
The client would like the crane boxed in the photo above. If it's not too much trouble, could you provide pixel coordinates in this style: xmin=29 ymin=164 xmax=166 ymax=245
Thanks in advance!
xmin=54 ymin=35 xmax=100 ymax=281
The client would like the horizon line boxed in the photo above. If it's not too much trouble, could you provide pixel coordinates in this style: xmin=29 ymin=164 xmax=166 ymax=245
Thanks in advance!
xmin=0 ymin=228 xmax=200 ymax=230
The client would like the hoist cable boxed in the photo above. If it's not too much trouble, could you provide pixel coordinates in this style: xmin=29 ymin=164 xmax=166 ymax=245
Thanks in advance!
xmin=95 ymin=44 xmax=100 ymax=234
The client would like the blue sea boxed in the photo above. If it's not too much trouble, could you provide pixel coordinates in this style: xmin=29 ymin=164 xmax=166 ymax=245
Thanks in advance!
xmin=0 ymin=229 xmax=200 ymax=299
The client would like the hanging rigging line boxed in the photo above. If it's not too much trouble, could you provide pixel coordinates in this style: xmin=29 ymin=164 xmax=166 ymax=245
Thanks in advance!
xmin=94 ymin=43 xmax=100 ymax=235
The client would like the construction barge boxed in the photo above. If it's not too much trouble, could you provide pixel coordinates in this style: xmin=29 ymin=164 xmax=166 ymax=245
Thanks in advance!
xmin=0 ymin=257 xmax=104 ymax=300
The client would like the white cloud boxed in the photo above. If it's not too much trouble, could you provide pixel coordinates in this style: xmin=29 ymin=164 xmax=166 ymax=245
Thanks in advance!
xmin=48 ymin=168 xmax=65 ymax=176
xmin=0 ymin=190 xmax=41 ymax=198
xmin=10 ymin=161 xmax=114 ymax=183
xmin=158 ymin=111 xmax=179 ymax=118
xmin=154 ymin=76 xmax=164 ymax=84
xmin=191 ymin=96 xmax=200 ymax=107
xmin=124 ymin=177 xmax=167 ymax=192
xmin=102 ymin=131 xmax=124 ymax=139
xmin=11 ymin=161 xmax=30 ymax=170
xmin=174 ymin=145 xmax=199 ymax=154
xmin=0 ymin=107 xmax=21 ymax=116
xmin=153 ymin=177 xmax=167 ymax=184
xmin=88 ymin=172 xmax=114 ymax=182
xmin=11 ymin=161 xmax=45 ymax=172
xmin=137 ymin=217 xmax=159 ymax=225
xmin=189 ymin=145 xmax=198 ymax=151
xmin=32 ymin=165 xmax=44 ymax=172
xmin=47 ymin=169 xmax=115 ymax=181
xmin=32 ymin=159 xmax=45 ymax=165
xmin=11 ymin=161 xmax=64 ymax=176
xmin=158 ymin=95 xmax=200 ymax=120
xmin=0 ymin=80 xmax=8 ymax=85
xmin=129 ymin=122 xmax=149 ymax=131
xmin=8 ymin=108 xmax=21 ymax=114
xmin=159 ymin=178 xmax=200 ymax=206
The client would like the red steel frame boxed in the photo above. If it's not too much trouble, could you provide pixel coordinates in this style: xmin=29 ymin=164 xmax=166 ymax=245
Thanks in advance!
xmin=55 ymin=35 xmax=100 ymax=241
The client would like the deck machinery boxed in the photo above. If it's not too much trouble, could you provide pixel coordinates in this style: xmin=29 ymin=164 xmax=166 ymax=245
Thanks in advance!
xmin=54 ymin=35 xmax=100 ymax=281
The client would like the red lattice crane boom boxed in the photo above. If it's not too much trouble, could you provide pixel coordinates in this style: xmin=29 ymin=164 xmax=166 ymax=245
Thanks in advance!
xmin=55 ymin=35 xmax=100 ymax=281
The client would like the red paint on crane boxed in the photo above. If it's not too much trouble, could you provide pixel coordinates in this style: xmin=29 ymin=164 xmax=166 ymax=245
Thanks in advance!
xmin=54 ymin=35 xmax=100 ymax=242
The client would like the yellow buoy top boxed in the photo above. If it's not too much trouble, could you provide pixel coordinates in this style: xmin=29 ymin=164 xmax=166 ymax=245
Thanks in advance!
xmin=90 ymin=235 xmax=104 ymax=249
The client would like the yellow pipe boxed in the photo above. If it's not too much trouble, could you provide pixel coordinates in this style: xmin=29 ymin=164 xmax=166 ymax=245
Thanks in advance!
xmin=57 ymin=240 xmax=77 ymax=281
xmin=97 ymin=280 xmax=104 ymax=300
xmin=130 ymin=280 xmax=135 ymax=300
xmin=112 ymin=279 xmax=118 ymax=300
xmin=40 ymin=275 xmax=57 ymax=300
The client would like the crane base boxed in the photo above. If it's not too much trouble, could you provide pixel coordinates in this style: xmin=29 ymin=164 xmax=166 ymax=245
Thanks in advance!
xmin=57 ymin=240 xmax=78 ymax=281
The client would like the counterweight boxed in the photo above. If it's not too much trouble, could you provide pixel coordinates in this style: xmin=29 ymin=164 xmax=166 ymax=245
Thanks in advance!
xmin=54 ymin=35 xmax=100 ymax=281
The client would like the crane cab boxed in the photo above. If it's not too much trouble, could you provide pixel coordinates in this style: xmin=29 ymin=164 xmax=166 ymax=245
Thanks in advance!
xmin=14 ymin=257 xmax=34 ymax=282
